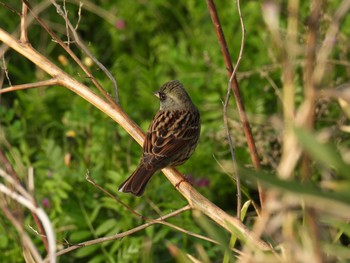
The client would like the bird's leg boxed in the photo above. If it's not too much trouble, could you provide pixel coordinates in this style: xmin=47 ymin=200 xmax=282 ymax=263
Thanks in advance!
xmin=175 ymin=174 xmax=194 ymax=188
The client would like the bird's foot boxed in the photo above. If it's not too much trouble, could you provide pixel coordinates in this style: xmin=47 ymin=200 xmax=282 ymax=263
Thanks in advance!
xmin=175 ymin=175 xmax=193 ymax=188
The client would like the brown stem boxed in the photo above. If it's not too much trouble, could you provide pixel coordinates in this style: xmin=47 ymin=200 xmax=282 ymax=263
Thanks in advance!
xmin=222 ymin=0 xmax=245 ymax=219
xmin=301 ymin=1 xmax=324 ymax=262
xmin=206 ymin=0 xmax=264 ymax=207
xmin=20 ymin=2 xmax=29 ymax=43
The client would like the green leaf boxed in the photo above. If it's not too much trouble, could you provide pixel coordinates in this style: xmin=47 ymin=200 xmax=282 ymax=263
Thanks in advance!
xmin=0 ymin=234 xmax=9 ymax=249
xmin=240 ymin=167 xmax=350 ymax=218
xmin=323 ymin=243 xmax=350 ymax=260
xmin=224 ymin=200 xmax=252 ymax=262
xmin=75 ymin=244 xmax=100 ymax=258
xmin=70 ymin=230 xmax=92 ymax=243
xmin=95 ymin=219 xmax=118 ymax=236
xmin=240 ymin=200 xmax=252 ymax=221
xmin=294 ymin=127 xmax=350 ymax=178
xmin=88 ymin=254 xmax=106 ymax=263
xmin=89 ymin=204 xmax=101 ymax=224
xmin=322 ymin=218 xmax=350 ymax=237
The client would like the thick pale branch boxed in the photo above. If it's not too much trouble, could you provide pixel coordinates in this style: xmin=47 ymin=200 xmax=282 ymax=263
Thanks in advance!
xmin=0 ymin=27 xmax=271 ymax=251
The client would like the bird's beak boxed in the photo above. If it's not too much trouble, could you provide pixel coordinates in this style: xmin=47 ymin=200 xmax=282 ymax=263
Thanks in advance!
xmin=153 ymin=91 xmax=160 ymax=98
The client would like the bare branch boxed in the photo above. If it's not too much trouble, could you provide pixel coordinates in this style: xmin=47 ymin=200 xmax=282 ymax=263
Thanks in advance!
xmin=85 ymin=171 xmax=243 ymax=256
xmin=0 ymin=27 xmax=271 ymax=251
xmin=52 ymin=204 xmax=243 ymax=259
xmin=223 ymin=0 xmax=245 ymax=219
xmin=85 ymin=171 xmax=144 ymax=218
xmin=1 ymin=55 xmax=12 ymax=86
xmin=0 ymin=79 xmax=58 ymax=94
xmin=53 ymin=206 xmax=189 ymax=258
xmin=50 ymin=0 xmax=119 ymax=103
xmin=74 ymin=2 xmax=83 ymax=30
xmin=62 ymin=0 xmax=71 ymax=46
xmin=22 ymin=0 xmax=116 ymax=106
xmin=0 ymin=1 xmax=51 ymax=56
xmin=20 ymin=2 xmax=29 ymax=43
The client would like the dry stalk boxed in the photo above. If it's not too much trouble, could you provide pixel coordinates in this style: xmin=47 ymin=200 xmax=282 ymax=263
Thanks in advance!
xmin=206 ymin=0 xmax=264 ymax=209
xmin=0 ymin=168 xmax=55 ymax=263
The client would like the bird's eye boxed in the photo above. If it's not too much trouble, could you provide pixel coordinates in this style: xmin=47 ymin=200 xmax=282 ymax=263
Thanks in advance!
xmin=159 ymin=92 xmax=166 ymax=101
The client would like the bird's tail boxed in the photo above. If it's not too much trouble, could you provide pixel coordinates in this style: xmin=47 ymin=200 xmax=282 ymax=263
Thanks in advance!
xmin=118 ymin=163 xmax=155 ymax=196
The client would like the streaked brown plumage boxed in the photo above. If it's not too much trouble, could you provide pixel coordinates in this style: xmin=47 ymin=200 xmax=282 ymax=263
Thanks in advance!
xmin=118 ymin=80 xmax=201 ymax=196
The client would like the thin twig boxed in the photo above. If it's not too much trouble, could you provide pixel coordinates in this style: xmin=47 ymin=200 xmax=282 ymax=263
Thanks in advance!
xmin=0 ymin=79 xmax=58 ymax=94
xmin=20 ymin=2 xmax=29 ymax=43
xmin=86 ymin=172 xmax=232 ymax=247
xmin=206 ymin=0 xmax=264 ymax=208
xmin=0 ymin=0 xmax=51 ymax=56
xmin=0 ymin=64 xmax=4 ymax=98
xmin=85 ymin=171 xmax=240 ymax=253
xmin=0 ymin=2 xmax=21 ymax=16
xmin=67 ymin=0 xmax=118 ymax=26
xmin=223 ymin=0 xmax=245 ymax=219
xmin=22 ymin=0 xmax=117 ymax=106
xmin=74 ymin=2 xmax=83 ymax=30
xmin=85 ymin=171 xmax=143 ymax=219
xmin=51 ymin=205 xmax=206 ymax=257
xmin=62 ymin=0 xmax=70 ymax=46
xmin=50 ymin=0 xmax=119 ymax=103
xmin=2 ymin=55 xmax=12 ymax=86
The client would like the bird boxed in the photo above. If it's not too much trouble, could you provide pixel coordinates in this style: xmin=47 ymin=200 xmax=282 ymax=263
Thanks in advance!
xmin=118 ymin=80 xmax=201 ymax=196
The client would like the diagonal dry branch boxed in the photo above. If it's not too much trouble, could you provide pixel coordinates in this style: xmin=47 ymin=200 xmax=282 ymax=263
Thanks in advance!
xmin=0 ymin=27 xmax=271 ymax=251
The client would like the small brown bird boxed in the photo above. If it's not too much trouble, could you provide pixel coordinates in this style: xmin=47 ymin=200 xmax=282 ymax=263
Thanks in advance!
xmin=118 ymin=80 xmax=201 ymax=196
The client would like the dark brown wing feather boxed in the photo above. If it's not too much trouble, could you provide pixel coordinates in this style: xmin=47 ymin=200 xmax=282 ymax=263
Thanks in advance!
xmin=142 ymin=109 xmax=200 ymax=169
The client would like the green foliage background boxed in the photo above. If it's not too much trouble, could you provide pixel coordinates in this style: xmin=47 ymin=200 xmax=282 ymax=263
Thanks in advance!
xmin=1 ymin=0 xmax=350 ymax=262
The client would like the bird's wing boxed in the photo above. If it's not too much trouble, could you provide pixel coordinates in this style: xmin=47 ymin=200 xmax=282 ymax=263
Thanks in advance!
xmin=142 ymin=110 xmax=200 ymax=168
